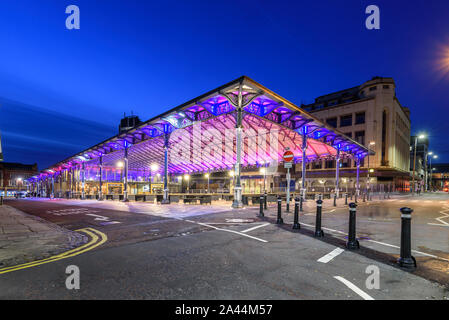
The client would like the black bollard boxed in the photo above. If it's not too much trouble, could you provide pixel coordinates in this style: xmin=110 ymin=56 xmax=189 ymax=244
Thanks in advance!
xmin=345 ymin=193 xmax=348 ymax=205
xmin=286 ymin=201 xmax=290 ymax=213
xmin=333 ymin=193 xmax=337 ymax=207
xmin=315 ymin=199 xmax=324 ymax=237
xmin=293 ymin=197 xmax=300 ymax=229
xmin=299 ymin=195 xmax=304 ymax=212
xmin=354 ymin=192 xmax=358 ymax=203
xmin=259 ymin=195 xmax=264 ymax=217
xmin=350 ymin=192 xmax=353 ymax=200
xmin=276 ymin=196 xmax=283 ymax=224
xmin=346 ymin=202 xmax=360 ymax=250
xmin=264 ymin=192 xmax=267 ymax=210
xmin=398 ymin=207 xmax=417 ymax=269
xmin=0 ymin=196 xmax=3 ymax=206
xmin=363 ymin=192 xmax=366 ymax=202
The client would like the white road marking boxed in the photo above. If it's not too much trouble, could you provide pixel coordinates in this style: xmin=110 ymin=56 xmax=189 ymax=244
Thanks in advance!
xmin=428 ymin=207 xmax=449 ymax=227
xmin=241 ymin=223 xmax=270 ymax=233
xmin=317 ymin=248 xmax=345 ymax=263
xmin=175 ymin=217 xmax=267 ymax=242
xmin=334 ymin=276 xmax=374 ymax=300
xmin=300 ymin=222 xmax=449 ymax=262
xmin=195 ymin=222 xmax=268 ymax=242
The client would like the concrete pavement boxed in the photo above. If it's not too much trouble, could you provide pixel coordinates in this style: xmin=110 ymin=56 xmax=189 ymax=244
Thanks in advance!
xmin=0 ymin=205 xmax=87 ymax=267
xmin=1 ymin=195 xmax=448 ymax=299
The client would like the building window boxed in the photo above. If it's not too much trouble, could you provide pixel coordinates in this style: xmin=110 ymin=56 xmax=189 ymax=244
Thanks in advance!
xmin=383 ymin=85 xmax=390 ymax=89
xmin=341 ymin=158 xmax=351 ymax=168
xmin=369 ymin=86 xmax=377 ymax=91
xmin=343 ymin=132 xmax=352 ymax=138
xmin=355 ymin=112 xmax=365 ymax=124
xmin=326 ymin=117 xmax=337 ymax=128
xmin=328 ymin=100 xmax=338 ymax=107
xmin=312 ymin=161 xmax=322 ymax=170
xmin=355 ymin=130 xmax=365 ymax=145
xmin=315 ymin=104 xmax=324 ymax=110
xmin=381 ymin=110 xmax=387 ymax=165
xmin=325 ymin=160 xmax=335 ymax=169
xmin=340 ymin=114 xmax=352 ymax=127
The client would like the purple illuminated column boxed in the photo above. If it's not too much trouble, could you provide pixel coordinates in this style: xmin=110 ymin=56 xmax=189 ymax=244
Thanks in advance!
xmin=232 ymin=106 xmax=243 ymax=208
xmin=98 ymin=155 xmax=103 ymax=201
xmin=69 ymin=167 xmax=73 ymax=198
xmin=51 ymin=174 xmax=55 ymax=199
xmin=356 ymin=157 xmax=360 ymax=195
xmin=301 ymin=128 xmax=308 ymax=199
xmin=123 ymin=144 xmax=129 ymax=202
xmin=335 ymin=148 xmax=340 ymax=198
xmin=81 ymin=162 xmax=85 ymax=200
xmin=162 ymin=133 xmax=170 ymax=204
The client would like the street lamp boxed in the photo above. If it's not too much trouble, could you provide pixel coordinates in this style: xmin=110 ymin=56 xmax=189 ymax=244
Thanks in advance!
xmin=205 ymin=173 xmax=210 ymax=193
xmin=184 ymin=174 xmax=190 ymax=192
xmin=260 ymin=167 xmax=266 ymax=193
xmin=429 ymin=154 xmax=438 ymax=191
xmin=367 ymin=141 xmax=375 ymax=191
xmin=228 ymin=170 xmax=234 ymax=194
xmin=412 ymin=134 xmax=426 ymax=194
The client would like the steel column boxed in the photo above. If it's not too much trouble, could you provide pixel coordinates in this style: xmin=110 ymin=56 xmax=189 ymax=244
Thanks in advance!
xmin=81 ymin=162 xmax=85 ymax=200
xmin=51 ymin=175 xmax=55 ymax=199
xmin=162 ymin=133 xmax=170 ymax=204
xmin=335 ymin=148 xmax=340 ymax=198
xmin=98 ymin=155 xmax=103 ymax=201
xmin=301 ymin=129 xmax=307 ymax=200
xmin=123 ymin=144 xmax=129 ymax=202
xmin=232 ymin=93 xmax=244 ymax=208
xmin=356 ymin=157 xmax=360 ymax=196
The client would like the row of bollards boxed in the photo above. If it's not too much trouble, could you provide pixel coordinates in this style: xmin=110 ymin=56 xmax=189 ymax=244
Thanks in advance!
xmin=261 ymin=194 xmax=416 ymax=270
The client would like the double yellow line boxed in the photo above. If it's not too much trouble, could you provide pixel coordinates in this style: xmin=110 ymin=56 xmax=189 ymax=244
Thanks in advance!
xmin=0 ymin=228 xmax=107 ymax=275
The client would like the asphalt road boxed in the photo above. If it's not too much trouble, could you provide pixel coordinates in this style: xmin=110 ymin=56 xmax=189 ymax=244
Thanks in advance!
xmin=1 ymin=196 xmax=448 ymax=300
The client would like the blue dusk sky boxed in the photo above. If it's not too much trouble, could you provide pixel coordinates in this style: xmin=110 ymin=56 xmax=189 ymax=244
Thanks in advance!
xmin=0 ymin=0 xmax=449 ymax=169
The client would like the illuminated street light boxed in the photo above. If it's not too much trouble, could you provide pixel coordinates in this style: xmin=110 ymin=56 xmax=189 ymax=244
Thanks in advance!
xmin=117 ymin=161 xmax=124 ymax=168
xmin=205 ymin=173 xmax=210 ymax=193
xmin=428 ymin=154 xmax=438 ymax=191
xmin=150 ymin=163 xmax=159 ymax=171
xmin=260 ymin=168 xmax=267 ymax=192
xmin=184 ymin=174 xmax=190 ymax=192
xmin=412 ymin=134 xmax=426 ymax=194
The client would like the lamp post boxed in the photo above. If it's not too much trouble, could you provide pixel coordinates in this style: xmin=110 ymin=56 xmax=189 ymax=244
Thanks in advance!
xmin=117 ymin=161 xmax=124 ymax=195
xmin=412 ymin=134 xmax=426 ymax=194
xmin=205 ymin=173 xmax=210 ymax=193
xmin=260 ymin=167 xmax=266 ymax=193
xmin=184 ymin=174 xmax=190 ymax=193
xmin=228 ymin=170 xmax=234 ymax=194
xmin=367 ymin=141 xmax=375 ymax=192
xmin=429 ymin=154 xmax=437 ymax=191
xmin=150 ymin=163 xmax=159 ymax=194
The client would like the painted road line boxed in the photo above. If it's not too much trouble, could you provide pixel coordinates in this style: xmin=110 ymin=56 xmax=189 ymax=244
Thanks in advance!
xmin=334 ymin=276 xmax=374 ymax=300
xmin=366 ymin=239 xmax=449 ymax=262
xmin=317 ymin=248 xmax=345 ymax=263
xmin=429 ymin=207 xmax=449 ymax=226
xmin=195 ymin=222 xmax=268 ymax=243
xmin=300 ymin=223 xmax=449 ymax=262
xmin=241 ymin=223 xmax=270 ymax=233
xmin=0 ymin=228 xmax=107 ymax=275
